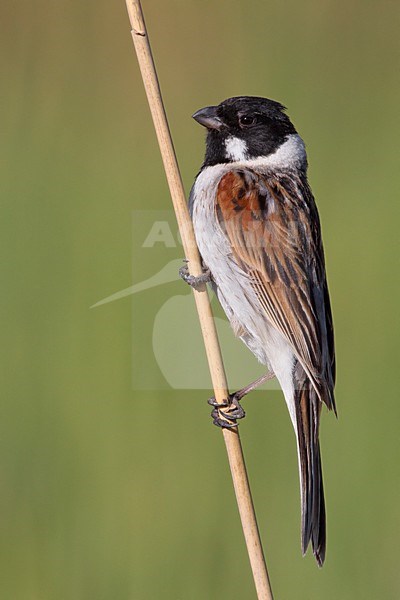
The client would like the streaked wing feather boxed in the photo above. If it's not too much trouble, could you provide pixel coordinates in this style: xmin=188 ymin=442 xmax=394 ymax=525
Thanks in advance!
xmin=216 ymin=169 xmax=335 ymax=410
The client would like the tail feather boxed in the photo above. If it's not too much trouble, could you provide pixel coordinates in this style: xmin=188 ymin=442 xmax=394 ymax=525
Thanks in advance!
xmin=295 ymin=382 xmax=326 ymax=567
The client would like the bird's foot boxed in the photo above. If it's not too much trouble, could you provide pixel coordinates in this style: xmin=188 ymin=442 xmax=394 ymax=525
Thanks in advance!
xmin=208 ymin=393 xmax=245 ymax=428
xmin=179 ymin=261 xmax=211 ymax=290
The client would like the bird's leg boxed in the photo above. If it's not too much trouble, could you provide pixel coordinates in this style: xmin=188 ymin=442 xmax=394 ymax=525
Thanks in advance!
xmin=208 ymin=371 xmax=275 ymax=428
xmin=179 ymin=260 xmax=211 ymax=290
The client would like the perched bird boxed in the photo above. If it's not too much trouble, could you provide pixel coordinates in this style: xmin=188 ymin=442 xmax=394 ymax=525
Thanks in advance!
xmin=181 ymin=96 xmax=336 ymax=566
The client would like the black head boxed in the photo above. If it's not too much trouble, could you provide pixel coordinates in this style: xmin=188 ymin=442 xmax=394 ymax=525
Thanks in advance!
xmin=193 ymin=96 xmax=297 ymax=167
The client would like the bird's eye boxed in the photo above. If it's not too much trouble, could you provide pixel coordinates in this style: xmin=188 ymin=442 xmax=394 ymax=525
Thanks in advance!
xmin=239 ymin=115 xmax=255 ymax=127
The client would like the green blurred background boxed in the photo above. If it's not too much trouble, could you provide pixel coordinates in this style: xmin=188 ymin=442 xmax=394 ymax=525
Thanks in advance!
xmin=2 ymin=0 xmax=400 ymax=598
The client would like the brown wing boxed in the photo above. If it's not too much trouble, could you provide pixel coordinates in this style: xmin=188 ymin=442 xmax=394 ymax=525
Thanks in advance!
xmin=216 ymin=169 xmax=335 ymax=411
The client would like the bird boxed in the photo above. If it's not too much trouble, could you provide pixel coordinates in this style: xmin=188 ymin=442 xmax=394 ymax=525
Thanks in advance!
xmin=180 ymin=96 xmax=336 ymax=567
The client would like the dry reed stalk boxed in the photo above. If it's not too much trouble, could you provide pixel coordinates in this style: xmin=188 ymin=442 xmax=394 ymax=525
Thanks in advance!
xmin=124 ymin=2 xmax=274 ymax=598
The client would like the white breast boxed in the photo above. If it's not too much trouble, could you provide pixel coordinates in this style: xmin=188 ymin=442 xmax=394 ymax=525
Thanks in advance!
xmin=191 ymin=162 xmax=261 ymax=347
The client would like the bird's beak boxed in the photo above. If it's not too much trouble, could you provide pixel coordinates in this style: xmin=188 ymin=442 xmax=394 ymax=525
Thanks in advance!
xmin=192 ymin=106 xmax=223 ymax=131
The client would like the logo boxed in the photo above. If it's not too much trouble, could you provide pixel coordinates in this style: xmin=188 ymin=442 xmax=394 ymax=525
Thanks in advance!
xmin=91 ymin=211 xmax=278 ymax=392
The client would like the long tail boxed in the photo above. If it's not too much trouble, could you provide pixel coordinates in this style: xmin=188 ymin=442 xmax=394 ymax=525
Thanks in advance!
xmin=295 ymin=382 xmax=326 ymax=567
